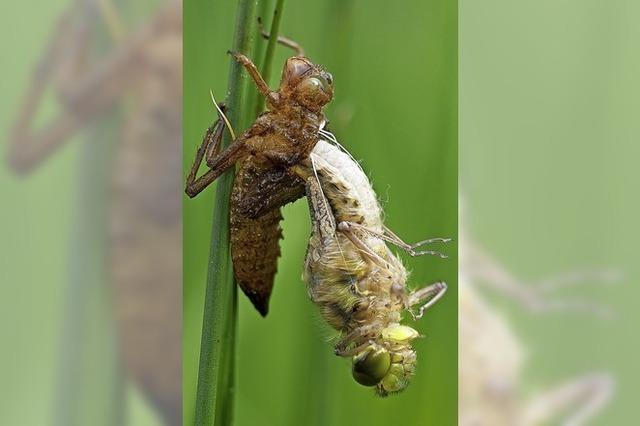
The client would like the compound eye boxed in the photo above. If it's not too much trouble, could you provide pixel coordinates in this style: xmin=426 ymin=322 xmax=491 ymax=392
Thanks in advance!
xmin=284 ymin=57 xmax=312 ymax=80
xmin=352 ymin=348 xmax=391 ymax=386
xmin=298 ymin=77 xmax=324 ymax=93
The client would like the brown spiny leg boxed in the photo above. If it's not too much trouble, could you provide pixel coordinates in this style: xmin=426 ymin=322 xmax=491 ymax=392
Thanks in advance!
xmin=185 ymin=104 xmax=226 ymax=194
xmin=204 ymin=104 xmax=226 ymax=166
xmin=184 ymin=125 xmax=250 ymax=198
xmin=228 ymin=51 xmax=280 ymax=107
xmin=521 ymin=373 xmax=614 ymax=426
xmin=257 ymin=17 xmax=306 ymax=56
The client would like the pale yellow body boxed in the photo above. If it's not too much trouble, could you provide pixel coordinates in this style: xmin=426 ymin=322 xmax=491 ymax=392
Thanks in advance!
xmin=299 ymin=139 xmax=419 ymax=395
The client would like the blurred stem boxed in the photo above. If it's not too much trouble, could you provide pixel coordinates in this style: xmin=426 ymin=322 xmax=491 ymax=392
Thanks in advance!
xmin=255 ymin=0 xmax=285 ymax=116
xmin=194 ymin=0 xmax=258 ymax=425
xmin=54 ymin=1 xmax=125 ymax=424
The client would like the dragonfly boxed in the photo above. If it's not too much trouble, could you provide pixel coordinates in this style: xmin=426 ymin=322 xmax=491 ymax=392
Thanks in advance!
xmin=289 ymin=133 xmax=450 ymax=396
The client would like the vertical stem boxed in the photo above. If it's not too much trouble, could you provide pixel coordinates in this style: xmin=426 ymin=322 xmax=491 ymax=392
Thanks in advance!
xmin=194 ymin=0 xmax=258 ymax=425
xmin=247 ymin=0 xmax=272 ymax=118
xmin=255 ymin=0 xmax=285 ymax=116
xmin=54 ymin=0 xmax=125 ymax=424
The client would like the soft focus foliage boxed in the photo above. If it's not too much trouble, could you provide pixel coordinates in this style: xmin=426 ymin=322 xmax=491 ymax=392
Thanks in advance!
xmin=461 ymin=0 xmax=640 ymax=423
xmin=0 ymin=1 xmax=176 ymax=425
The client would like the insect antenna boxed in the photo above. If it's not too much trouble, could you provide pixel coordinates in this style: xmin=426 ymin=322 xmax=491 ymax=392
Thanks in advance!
xmin=210 ymin=89 xmax=237 ymax=140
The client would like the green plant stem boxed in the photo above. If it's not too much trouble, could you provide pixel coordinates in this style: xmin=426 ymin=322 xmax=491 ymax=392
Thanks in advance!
xmin=248 ymin=0 xmax=272 ymax=118
xmin=194 ymin=0 xmax=258 ymax=425
xmin=255 ymin=0 xmax=286 ymax=116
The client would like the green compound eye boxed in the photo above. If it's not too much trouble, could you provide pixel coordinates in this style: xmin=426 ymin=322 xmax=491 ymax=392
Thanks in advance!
xmin=352 ymin=348 xmax=391 ymax=386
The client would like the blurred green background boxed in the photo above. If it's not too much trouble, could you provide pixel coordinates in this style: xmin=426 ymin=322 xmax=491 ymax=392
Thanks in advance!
xmin=183 ymin=1 xmax=457 ymax=425
xmin=0 ymin=1 xmax=167 ymax=425
xmin=461 ymin=0 xmax=640 ymax=423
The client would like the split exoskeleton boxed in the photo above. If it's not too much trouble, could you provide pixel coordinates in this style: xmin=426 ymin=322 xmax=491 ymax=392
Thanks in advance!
xmin=186 ymin=45 xmax=334 ymax=316
xmin=186 ymin=36 xmax=450 ymax=394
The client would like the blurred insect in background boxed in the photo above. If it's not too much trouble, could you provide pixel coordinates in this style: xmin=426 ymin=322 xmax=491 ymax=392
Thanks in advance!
xmin=288 ymin=133 xmax=450 ymax=396
xmin=458 ymin=207 xmax=616 ymax=425
xmin=7 ymin=1 xmax=182 ymax=424
xmin=185 ymin=45 xmax=334 ymax=316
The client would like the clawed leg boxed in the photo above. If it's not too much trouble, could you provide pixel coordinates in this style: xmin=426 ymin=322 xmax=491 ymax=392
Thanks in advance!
xmin=337 ymin=221 xmax=450 ymax=259
xmin=383 ymin=225 xmax=451 ymax=258
xmin=227 ymin=51 xmax=279 ymax=107
xmin=405 ymin=282 xmax=448 ymax=320
xmin=522 ymin=372 xmax=614 ymax=426
xmin=204 ymin=103 xmax=226 ymax=167
xmin=185 ymin=116 xmax=224 ymax=194
xmin=184 ymin=105 xmax=248 ymax=198
xmin=257 ymin=17 xmax=306 ymax=56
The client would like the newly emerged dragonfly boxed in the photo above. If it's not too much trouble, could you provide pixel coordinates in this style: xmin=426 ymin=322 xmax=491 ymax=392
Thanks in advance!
xmin=291 ymin=135 xmax=449 ymax=396
xmin=186 ymin=46 xmax=334 ymax=315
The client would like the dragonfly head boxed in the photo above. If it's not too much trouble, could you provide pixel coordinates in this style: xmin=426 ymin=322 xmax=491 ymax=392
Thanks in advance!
xmin=351 ymin=324 xmax=419 ymax=396
xmin=279 ymin=57 xmax=334 ymax=112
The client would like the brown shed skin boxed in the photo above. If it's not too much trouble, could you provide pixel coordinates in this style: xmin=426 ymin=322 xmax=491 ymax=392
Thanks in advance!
xmin=186 ymin=54 xmax=335 ymax=315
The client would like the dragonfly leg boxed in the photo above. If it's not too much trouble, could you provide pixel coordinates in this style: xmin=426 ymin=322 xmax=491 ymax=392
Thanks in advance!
xmin=204 ymin=102 xmax=226 ymax=166
xmin=336 ymin=222 xmax=389 ymax=269
xmin=257 ymin=17 xmax=306 ymax=56
xmin=184 ymin=121 xmax=249 ymax=198
xmin=228 ymin=51 xmax=279 ymax=106
xmin=338 ymin=221 xmax=449 ymax=259
xmin=382 ymin=225 xmax=451 ymax=257
xmin=405 ymin=281 xmax=448 ymax=320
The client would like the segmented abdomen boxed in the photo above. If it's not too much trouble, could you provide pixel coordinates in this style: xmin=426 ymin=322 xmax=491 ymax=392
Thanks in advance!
xmin=230 ymin=206 xmax=283 ymax=317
